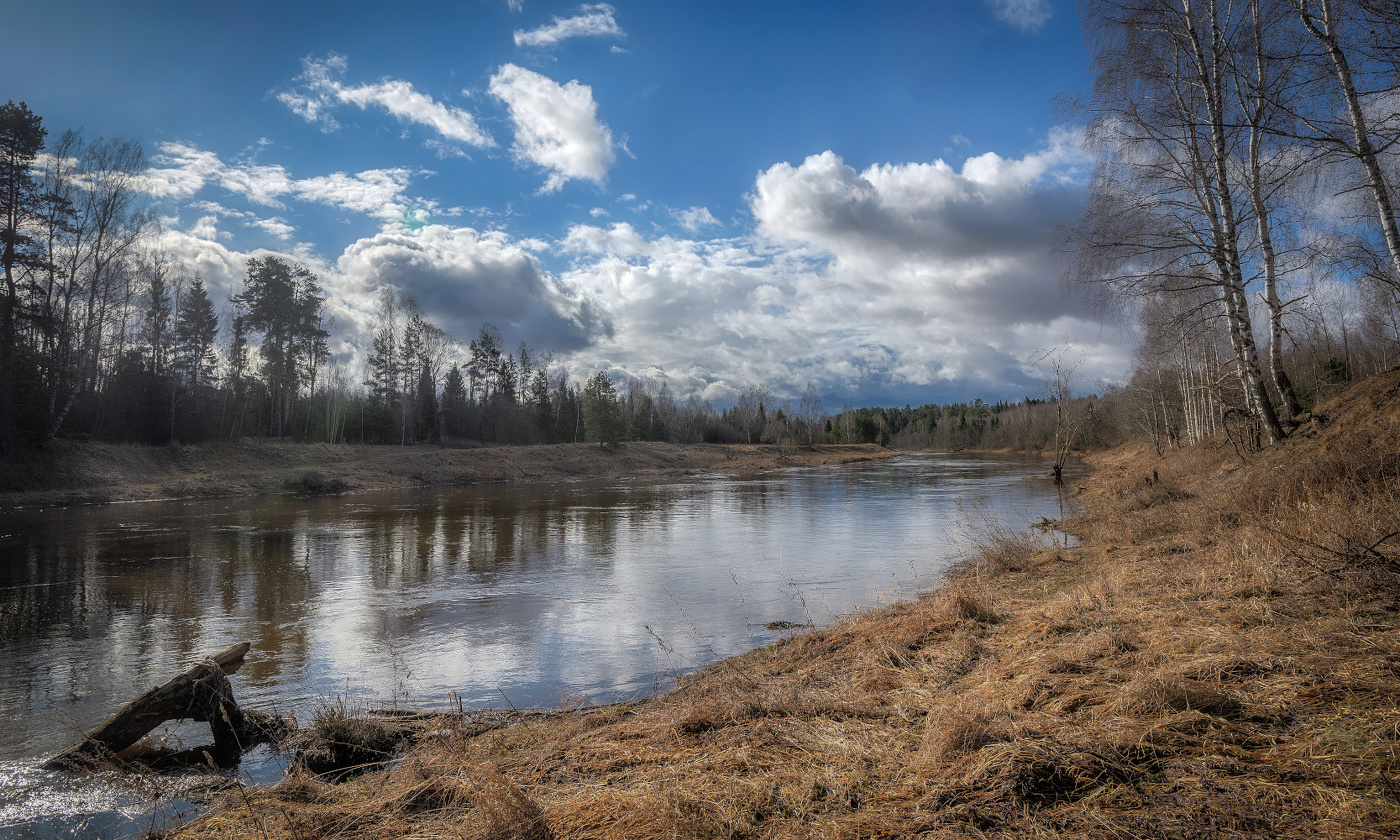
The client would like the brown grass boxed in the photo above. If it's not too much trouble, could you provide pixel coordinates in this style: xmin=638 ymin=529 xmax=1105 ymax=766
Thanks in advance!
xmin=171 ymin=369 xmax=1400 ymax=839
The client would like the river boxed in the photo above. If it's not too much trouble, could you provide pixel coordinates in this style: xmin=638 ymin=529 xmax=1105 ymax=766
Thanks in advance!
xmin=0 ymin=451 xmax=1077 ymax=838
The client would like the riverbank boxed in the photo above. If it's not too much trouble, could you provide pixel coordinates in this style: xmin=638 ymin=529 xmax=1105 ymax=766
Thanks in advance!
xmin=169 ymin=369 xmax=1399 ymax=838
xmin=0 ymin=441 xmax=895 ymax=508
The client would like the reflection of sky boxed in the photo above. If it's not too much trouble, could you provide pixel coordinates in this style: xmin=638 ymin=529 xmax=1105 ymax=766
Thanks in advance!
xmin=0 ymin=453 xmax=1079 ymax=765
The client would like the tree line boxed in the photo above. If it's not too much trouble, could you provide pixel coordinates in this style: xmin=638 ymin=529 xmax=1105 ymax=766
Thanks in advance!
xmin=0 ymin=98 xmax=824 ymax=453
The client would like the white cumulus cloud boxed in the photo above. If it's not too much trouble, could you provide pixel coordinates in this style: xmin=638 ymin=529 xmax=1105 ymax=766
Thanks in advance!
xmin=188 ymin=200 xmax=296 ymax=241
xmin=253 ymin=218 xmax=297 ymax=240
xmin=514 ymin=4 xmax=623 ymax=47
xmin=488 ymin=64 xmax=616 ymax=193
xmin=550 ymin=132 xmax=1125 ymax=405
xmin=670 ymin=206 xmax=721 ymax=233
xmin=279 ymin=55 xmax=494 ymax=149
xmin=751 ymin=128 xmax=1087 ymax=265
xmin=145 ymin=141 xmax=424 ymax=224
xmin=985 ymin=0 xmax=1054 ymax=32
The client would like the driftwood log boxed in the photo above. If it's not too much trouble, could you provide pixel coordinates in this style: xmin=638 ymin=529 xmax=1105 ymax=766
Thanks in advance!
xmin=45 ymin=642 xmax=286 ymax=770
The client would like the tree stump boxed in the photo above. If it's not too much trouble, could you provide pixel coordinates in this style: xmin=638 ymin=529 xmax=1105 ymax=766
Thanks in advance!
xmin=45 ymin=642 xmax=283 ymax=770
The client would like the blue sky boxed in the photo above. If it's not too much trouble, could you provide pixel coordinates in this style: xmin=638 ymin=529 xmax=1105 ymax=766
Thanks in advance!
xmin=6 ymin=0 xmax=1131 ymax=407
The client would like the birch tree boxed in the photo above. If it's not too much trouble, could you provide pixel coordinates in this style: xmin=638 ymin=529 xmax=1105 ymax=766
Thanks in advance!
xmin=1236 ymin=0 xmax=1306 ymax=418
xmin=1277 ymin=0 xmax=1400 ymax=285
xmin=798 ymin=382 xmax=824 ymax=447
xmin=1073 ymin=0 xmax=1284 ymax=442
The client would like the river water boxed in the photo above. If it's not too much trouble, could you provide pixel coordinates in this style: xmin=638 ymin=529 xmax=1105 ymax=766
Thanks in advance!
xmin=0 ymin=451 xmax=1077 ymax=837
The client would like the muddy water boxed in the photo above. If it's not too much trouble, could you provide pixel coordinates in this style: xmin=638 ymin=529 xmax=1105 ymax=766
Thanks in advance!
xmin=0 ymin=452 xmax=1078 ymax=837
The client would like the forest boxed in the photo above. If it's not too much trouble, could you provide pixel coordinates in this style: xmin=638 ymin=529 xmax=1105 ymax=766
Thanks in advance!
xmin=0 ymin=102 xmax=1096 ymax=456
xmin=1 ymin=0 xmax=1398 ymax=459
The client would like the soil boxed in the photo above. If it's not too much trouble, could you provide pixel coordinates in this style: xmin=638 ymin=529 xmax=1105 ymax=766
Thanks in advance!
xmin=0 ymin=440 xmax=897 ymax=509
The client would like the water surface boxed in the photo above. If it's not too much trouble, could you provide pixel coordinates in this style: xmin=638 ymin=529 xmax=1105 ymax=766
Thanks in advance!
xmin=0 ymin=451 xmax=1077 ymax=836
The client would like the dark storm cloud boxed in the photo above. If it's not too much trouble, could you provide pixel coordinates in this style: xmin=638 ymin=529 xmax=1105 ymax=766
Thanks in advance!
xmin=339 ymin=226 xmax=607 ymax=351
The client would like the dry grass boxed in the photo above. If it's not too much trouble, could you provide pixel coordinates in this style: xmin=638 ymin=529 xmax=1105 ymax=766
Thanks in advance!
xmin=286 ymin=701 xmax=417 ymax=779
xmin=172 ymin=369 xmax=1400 ymax=839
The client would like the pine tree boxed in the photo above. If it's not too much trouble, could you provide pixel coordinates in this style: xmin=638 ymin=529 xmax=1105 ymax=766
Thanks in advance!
xmin=0 ymin=101 xmax=45 ymax=451
xmin=142 ymin=271 xmax=172 ymax=377
xmin=441 ymin=364 xmax=467 ymax=438
xmin=231 ymin=257 xmax=327 ymax=437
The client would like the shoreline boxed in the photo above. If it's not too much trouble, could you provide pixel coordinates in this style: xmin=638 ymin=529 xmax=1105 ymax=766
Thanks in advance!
xmin=0 ymin=440 xmax=899 ymax=509
xmin=172 ymin=369 xmax=1400 ymax=839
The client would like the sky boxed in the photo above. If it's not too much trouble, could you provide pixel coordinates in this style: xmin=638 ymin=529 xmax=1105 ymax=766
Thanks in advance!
xmin=5 ymin=0 xmax=1133 ymax=408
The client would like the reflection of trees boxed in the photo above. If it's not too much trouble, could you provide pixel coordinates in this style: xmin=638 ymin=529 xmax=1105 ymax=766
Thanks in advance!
xmin=209 ymin=522 xmax=314 ymax=684
xmin=1 ymin=457 xmax=1083 ymax=759
xmin=725 ymin=479 xmax=785 ymax=516
xmin=1 ymin=478 xmax=730 ymax=751
xmin=0 ymin=498 xmax=324 ymax=748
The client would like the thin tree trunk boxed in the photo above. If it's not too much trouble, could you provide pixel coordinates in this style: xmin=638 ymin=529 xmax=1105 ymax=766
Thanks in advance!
xmin=1182 ymin=0 xmax=1284 ymax=442
xmin=1294 ymin=0 xmax=1400 ymax=282
xmin=1244 ymin=0 xmax=1304 ymax=418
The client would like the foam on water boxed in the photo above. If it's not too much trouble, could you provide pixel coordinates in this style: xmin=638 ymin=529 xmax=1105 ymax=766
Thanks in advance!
xmin=0 ymin=762 xmax=200 ymax=838
xmin=0 ymin=746 xmax=287 ymax=839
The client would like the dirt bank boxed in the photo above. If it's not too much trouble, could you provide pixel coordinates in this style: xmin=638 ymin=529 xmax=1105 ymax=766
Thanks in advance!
xmin=0 ymin=441 xmax=896 ymax=509
xmin=169 ymin=370 xmax=1400 ymax=838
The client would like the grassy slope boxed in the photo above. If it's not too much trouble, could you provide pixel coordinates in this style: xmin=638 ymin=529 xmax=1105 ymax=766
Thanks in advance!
xmin=176 ymin=371 xmax=1400 ymax=839
xmin=0 ymin=441 xmax=895 ymax=507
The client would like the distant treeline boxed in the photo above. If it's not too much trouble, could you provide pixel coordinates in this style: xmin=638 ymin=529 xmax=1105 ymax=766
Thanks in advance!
xmin=821 ymin=397 xmax=1115 ymax=453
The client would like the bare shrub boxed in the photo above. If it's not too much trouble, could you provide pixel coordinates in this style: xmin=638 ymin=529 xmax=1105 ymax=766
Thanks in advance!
xmin=955 ymin=499 xmax=1052 ymax=577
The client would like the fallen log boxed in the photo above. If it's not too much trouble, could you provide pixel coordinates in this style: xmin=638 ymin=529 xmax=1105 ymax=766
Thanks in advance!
xmin=45 ymin=642 xmax=288 ymax=770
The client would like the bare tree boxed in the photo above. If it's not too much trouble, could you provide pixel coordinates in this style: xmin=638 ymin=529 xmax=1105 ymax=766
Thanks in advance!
xmin=1236 ymin=0 xmax=1307 ymax=417
xmin=1033 ymin=346 xmax=1096 ymax=482
xmin=1277 ymin=0 xmax=1400 ymax=284
xmin=798 ymin=382 xmax=824 ymax=447
xmin=1072 ymin=0 xmax=1284 ymax=442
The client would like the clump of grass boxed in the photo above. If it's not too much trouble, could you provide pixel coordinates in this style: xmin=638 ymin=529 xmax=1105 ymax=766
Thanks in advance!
xmin=928 ymin=587 xmax=999 ymax=625
xmin=288 ymin=700 xmax=415 ymax=779
xmin=1124 ymin=475 xmax=1192 ymax=511
xmin=1114 ymin=672 xmax=1242 ymax=717
xmin=955 ymin=501 xmax=1053 ymax=577
xmin=283 ymin=470 xmax=348 ymax=495
xmin=386 ymin=758 xmax=548 ymax=839
xmin=917 ymin=699 xmax=1005 ymax=768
